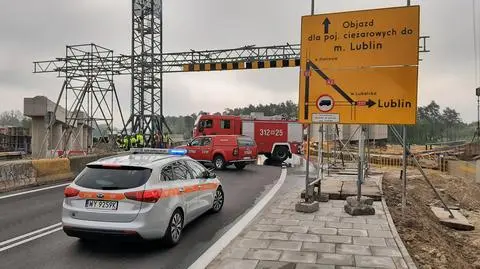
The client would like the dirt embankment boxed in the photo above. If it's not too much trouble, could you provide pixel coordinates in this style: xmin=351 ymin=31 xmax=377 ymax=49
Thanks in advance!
xmin=382 ymin=168 xmax=480 ymax=269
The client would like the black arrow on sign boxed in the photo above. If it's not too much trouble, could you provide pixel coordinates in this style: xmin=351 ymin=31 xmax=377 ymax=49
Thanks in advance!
xmin=366 ymin=99 xmax=376 ymax=108
xmin=322 ymin=18 xmax=331 ymax=34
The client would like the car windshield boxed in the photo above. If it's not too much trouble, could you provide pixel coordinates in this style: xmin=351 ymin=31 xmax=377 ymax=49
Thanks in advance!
xmin=75 ymin=165 xmax=152 ymax=190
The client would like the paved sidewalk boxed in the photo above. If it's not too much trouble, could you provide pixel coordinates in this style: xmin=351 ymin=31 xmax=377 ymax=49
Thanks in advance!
xmin=206 ymin=171 xmax=415 ymax=269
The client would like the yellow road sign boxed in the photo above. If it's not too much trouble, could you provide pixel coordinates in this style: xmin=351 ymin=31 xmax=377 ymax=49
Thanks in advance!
xmin=298 ymin=65 xmax=418 ymax=125
xmin=300 ymin=5 xmax=420 ymax=69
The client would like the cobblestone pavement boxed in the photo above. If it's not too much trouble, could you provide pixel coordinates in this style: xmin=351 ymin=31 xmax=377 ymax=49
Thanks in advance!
xmin=206 ymin=171 xmax=415 ymax=269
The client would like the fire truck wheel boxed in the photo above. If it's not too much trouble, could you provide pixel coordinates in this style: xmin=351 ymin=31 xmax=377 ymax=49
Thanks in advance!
xmin=234 ymin=163 xmax=246 ymax=170
xmin=272 ymin=146 xmax=289 ymax=162
xmin=213 ymin=155 xmax=226 ymax=170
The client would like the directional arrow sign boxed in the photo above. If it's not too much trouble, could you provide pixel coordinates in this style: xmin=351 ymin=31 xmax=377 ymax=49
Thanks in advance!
xmin=301 ymin=6 xmax=420 ymax=69
xmin=322 ymin=18 xmax=331 ymax=34
xmin=298 ymin=66 xmax=418 ymax=125
xmin=298 ymin=5 xmax=420 ymax=125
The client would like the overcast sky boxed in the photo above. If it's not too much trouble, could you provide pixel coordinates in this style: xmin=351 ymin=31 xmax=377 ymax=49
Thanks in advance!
xmin=0 ymin=0 xmax=479 ymax=124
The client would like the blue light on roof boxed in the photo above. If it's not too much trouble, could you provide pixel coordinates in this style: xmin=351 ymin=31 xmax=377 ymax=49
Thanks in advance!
xmin=168 ymin=148 xmax=188 ymax=155
xmin=130 ymin=148 xmax=188 ymax=155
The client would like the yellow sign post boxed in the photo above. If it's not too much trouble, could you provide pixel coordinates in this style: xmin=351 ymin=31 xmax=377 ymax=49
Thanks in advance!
xmin=298 ymin=5 xmax=420 ymax=124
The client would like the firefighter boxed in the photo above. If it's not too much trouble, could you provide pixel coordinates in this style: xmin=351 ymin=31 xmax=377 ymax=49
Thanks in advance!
xmin=136 ymin=133 xmax=144 ymax=148
xmin=163 ymin=133 xmax=171 ymax=148
xmin=123 ymin=135 xmax=130 ymax=150
xmin=154 ymin=131 xmax=162 ymax=148
xmin=130 ymin=135 xmax=137 ymax=148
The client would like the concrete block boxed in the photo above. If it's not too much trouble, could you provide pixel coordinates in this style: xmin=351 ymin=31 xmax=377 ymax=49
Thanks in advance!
xmin=317 ymin=253 xmax=354 ymax=266
xmin=268 ymin=240 xmax=302 ymax=251
xmin=295 ymin=201 xmax=319 ymax=213
xmin=300 ymin=220 xmax=325 ymax=227
xmin=290 ymin=233 xmax=320 ymax=242
xmin=430 ymin=206 xmax=475 ymax=231
xmin=345 ymin=196 xmax=373 ymax=206
xmin=0 ymin=160 xmax=36 ymax=192
xmin=279 ymin=251 xmax=317 ymax=264
xmin=32 ymin=158 xmax=74 ymax=184
xmin=354 ymin=256 xmax=396 ymax=268
xmin=339 ymin=217 xmax=367 ymax=224
xmin=301 ymin=242 xmax=335 ymax=253
xmin=245 ymin=249 xmax=281 ymax=261
xmin=344 ymin=203 xmax=375 ymax=216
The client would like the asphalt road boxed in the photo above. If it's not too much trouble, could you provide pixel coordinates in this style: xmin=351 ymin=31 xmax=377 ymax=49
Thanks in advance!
xmin=0 ymin=164 xmax=280 ymax=269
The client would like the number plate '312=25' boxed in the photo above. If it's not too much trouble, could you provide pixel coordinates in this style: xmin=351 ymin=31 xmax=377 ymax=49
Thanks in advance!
xmin=259 ymin=129 xmax=284 ymax=136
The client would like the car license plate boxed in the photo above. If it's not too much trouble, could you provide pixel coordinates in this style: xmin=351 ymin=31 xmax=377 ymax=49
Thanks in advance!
xmin=85 ymin=199 xmax=118 ymax=210
xmin=243 ymin=157 xmax=252 ymax=160
xmin=245 ymin=150 xmax=252 ymax=154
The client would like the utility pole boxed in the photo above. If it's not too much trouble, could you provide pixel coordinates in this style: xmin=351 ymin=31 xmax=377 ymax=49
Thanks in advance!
xmin=311 ymin=0 xmax=315 ymax=15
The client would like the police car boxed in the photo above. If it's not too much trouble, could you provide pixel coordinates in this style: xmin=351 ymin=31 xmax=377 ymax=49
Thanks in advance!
xmin=61 ymin=148 xmax=224 ymax=246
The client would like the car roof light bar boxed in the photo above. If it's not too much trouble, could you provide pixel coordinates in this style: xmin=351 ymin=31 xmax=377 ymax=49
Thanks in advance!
xmin=129 ymin=148 xmax=187 ymax=156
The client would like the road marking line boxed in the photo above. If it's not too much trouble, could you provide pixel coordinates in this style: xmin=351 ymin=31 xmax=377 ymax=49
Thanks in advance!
xmin=188 ymin=167 xmax=287 ymax=269
xmin=0 ymin=183 xmax=70 ymax=200
xmin=0 ymin=222 xmax=62 ymax=247
xmin=0 ymin=227 xmax=63 ymax=253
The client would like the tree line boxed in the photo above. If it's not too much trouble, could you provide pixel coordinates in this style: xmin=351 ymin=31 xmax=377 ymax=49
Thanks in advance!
xmin=0 ymin=100 xmax=474 ymax=145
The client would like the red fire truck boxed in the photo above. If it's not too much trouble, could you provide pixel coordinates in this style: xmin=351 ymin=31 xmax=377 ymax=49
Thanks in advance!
xmin=192 ymin=112 xmax=303 ymax=162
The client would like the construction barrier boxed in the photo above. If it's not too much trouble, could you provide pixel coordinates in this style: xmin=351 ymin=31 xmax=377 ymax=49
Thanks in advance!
xmin=0 ymin=153 xmax=117 ymax=193
xmin=32 ymin=158 xmax=74 ymax=184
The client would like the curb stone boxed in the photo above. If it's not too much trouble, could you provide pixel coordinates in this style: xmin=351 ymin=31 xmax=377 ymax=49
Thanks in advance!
xmin=379 ymin=174 xmax=418 ymax=269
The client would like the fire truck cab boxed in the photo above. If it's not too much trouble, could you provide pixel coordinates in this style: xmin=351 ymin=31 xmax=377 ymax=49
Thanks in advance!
xmin=193 ymin=112 xmax=302 ymax=162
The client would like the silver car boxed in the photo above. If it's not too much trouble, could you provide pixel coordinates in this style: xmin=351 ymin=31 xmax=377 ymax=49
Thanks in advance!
xmin=61 ymin=148 xmax=224 ymax=246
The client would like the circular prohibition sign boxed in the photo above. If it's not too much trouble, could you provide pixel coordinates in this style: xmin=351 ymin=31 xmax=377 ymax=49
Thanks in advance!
xmin=316 ymin=94 xmax=335 ymax=112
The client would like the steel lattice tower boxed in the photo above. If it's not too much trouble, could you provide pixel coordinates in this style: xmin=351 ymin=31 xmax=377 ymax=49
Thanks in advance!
xmin=126 ymin=0 xmax=164 ymax=144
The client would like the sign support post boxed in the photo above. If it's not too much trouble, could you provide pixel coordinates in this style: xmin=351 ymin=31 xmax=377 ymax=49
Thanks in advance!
xmin=305 ymin=124 xmax=311 ymax=202
xmin=357 ymin=125 xmax=365 ymax=201
xmin=402 ymin=126 xmax=407 ymax=213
